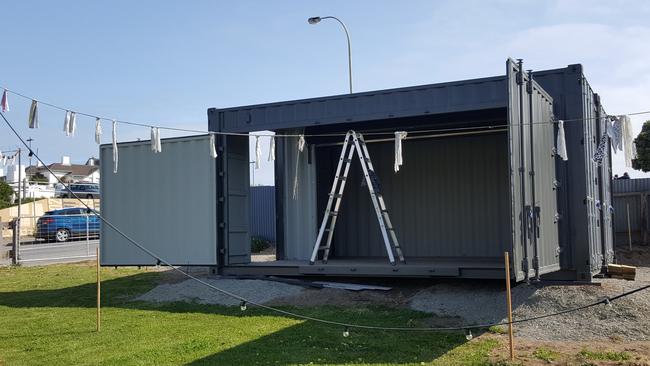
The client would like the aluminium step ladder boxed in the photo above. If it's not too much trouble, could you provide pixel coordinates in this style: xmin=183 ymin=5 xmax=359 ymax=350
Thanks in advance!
xmin=309 ymin=131 xmax=406 ymax=265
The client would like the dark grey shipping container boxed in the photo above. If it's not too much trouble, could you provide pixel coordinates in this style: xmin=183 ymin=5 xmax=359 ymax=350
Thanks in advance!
xmin=209 ymin=59 xmax=561 ymax=281
xmin=101 ymin=59 xmax=613 ymax=282
xmin=534 ymin=65 xmax=614 ymax=280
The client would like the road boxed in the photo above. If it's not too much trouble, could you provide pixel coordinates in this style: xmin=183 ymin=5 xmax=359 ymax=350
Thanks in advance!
xmin=17 ymin=240 xmax=99 ymax=266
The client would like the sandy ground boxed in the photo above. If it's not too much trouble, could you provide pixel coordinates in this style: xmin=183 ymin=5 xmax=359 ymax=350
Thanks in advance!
xmin=136 ymin=245 xmax=650 ymax=344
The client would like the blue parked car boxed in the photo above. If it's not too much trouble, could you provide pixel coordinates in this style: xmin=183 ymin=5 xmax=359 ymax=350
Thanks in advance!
xmin=35 ymin=208 xmax=100 ymax=243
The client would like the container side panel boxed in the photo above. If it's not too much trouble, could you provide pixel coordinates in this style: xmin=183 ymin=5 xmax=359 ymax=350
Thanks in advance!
xmin=100 ymin=136 xmax=218 ymax=265
xmin=278 ymin=129 xmax=318 ymax=260
xmin=316 ymin=132 xmax=512 ymax=260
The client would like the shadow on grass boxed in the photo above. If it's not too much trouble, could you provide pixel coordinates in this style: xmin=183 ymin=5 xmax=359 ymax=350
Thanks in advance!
xmin=0 ymin=272 xmax=482 ymax=365
xmin=185 ymin=321 xmax=469 ymax=366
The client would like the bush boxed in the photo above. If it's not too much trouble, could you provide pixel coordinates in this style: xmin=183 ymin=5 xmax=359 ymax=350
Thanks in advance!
xmin=251 ymin=237 xmax=271 ymax=253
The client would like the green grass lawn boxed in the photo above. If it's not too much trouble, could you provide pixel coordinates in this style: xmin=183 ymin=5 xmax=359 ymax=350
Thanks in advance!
xmin=0 ymin=264 xmax=500 ymax=366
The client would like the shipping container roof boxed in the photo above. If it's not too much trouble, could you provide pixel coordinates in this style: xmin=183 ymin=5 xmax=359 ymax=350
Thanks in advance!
xmin=208 ymin=75 xmax=512 ymax=133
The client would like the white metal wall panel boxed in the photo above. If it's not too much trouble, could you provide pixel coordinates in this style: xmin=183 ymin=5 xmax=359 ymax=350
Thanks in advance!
xmin=100 ymin=135 xmax=218 ymax=265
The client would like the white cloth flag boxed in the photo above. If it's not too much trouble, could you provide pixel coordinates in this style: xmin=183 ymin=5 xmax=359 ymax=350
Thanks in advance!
xmin=63 ymin=111 xmax=71 ymax=135
xmin=394 ymin=131 xmax=408 ymax=172
xmin=28 ymin=100 xmax=39 ymax=129
xmin=268 ymin=136 xmax=275 ymax=161
xmin=293 ymin=134 xmax=306 ymax=200
xmin=209 ymin=134 xmax=218 ymax=158
xmin=95 ymin=118 xmax=102 ymax=144
xmin=621 ymin=115 xmax=637 ymax=167
xmin=1 ymin=89 xmax=9 ymax=112
xmin=150 ymin=127 xmax=162 ymax=153
xmin=556 ymin=120 xmax=568 ymax=161
xmin=255 ymin=136 xmax=262 ymax=169
xmin=69 ymin=112 xmax=77 ymax=136
xmin=112 ymin=120 xmax=119 ymax=173
xmin=611 ymin=116 xmax=623 ymax=153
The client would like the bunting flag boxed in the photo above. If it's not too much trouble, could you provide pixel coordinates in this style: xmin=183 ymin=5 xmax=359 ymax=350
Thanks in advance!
xmin=593 ymin=133 xmax=608 ymax=166
xmin=69 ymin=111 xmax=77 ymax=136
xmin=63 ymin=111 xmax=71 ymax=136
xmin=621 ymin=115 xmax=637 ymax=167
xmin=95 ymin=118 xmax=102 ymax=144
xmin=298 ymin=134 xmax=306 ymax=152
xmin=556 ymin=120 xmax=568 ymax=161
xmin=28 ymin=100 xmax=39 ymax=128
xmin=1 ymin=89 xmax=8 ymax=112
xmin=255 ymin=136 xmax=262 ymax=169
xmin=112 ymin=120 xmax=118 ymax=173
xmin=150 ymin=127 xmax=161 ymax=153
xmin=268 ymin=136 xmax=275 ymax=161
xmin=394 ymin=131 xmax=407 ymax=172
xmin=610 ymin=116 xmax=623 ymax=153
xmin=209 ymin=134 xmax=218 ymax=158
xmin=293 ymin=134 xmax=306 ymax=200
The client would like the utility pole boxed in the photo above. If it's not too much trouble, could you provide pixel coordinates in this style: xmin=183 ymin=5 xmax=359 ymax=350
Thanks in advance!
xmin=15 ymin=148 xmax=21 ymax=263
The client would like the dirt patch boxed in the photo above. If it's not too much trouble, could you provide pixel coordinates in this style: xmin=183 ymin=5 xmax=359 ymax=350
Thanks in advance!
xmin=486 ymin=333 xmax=650 ymax=365
xmin=616 ymin=244 xmax=650 ymax=267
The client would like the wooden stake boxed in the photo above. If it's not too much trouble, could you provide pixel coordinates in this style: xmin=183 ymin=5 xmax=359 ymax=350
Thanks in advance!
xmin=627 ymin=203 xmax=632 ymax=251
xmin=504 ymin=251 xmax=515 ymax=361
xmin=96 ymin=246 xmax=101 ymax=332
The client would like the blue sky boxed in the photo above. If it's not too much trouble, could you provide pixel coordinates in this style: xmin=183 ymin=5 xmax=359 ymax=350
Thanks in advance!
xmin=1 ymin=0 xmax=649 ymax=184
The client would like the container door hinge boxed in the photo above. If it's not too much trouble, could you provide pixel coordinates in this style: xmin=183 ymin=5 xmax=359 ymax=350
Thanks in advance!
xmin=521 ymin=259 xmax=529 ymax=273
xmin=526 ymin=78 xmax=533 ymax=94
xmin=531 ymin=257 xmax=539 ymax=269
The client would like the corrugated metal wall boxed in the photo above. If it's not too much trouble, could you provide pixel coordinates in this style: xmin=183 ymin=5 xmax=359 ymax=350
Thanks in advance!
xmin=100 ymin=135 xmax=218 ymax=266
xmin=249 ymin=186 xmax=276 ymax=242
xmin=277 ymin=129 xmax=318 ymax=260
xmin=613 ymin=178 xmax=650 ymax=245
xmin=534 ymin=65 xmax=613 ymax=280
xmin=316 ymin=132 xmax=512 ymax=259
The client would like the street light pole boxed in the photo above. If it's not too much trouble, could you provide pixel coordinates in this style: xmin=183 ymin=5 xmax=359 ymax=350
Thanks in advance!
xmin=308 ymin=16 xmax=353 ymax=94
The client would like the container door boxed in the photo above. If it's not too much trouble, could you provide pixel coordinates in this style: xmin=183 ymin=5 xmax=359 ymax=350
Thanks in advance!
xmin=529 ymin=78 xmax=561 ymax=274
xmin=596 ymin=102 xmax=615 ymax=265
xmin=221 ymin=135 xmax=251 ymax=265
xmin=507 ymin=58 xmax=532 ymax=281
xmin=100 ymin=135 xmax=218 ymax=266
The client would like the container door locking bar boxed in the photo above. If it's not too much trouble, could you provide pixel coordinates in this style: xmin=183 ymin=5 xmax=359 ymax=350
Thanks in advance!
xmin=309 ymin=131 xmax=405 ymax=265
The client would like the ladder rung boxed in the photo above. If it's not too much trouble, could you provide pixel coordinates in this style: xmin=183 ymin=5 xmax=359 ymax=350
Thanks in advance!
xmin=318 ymin=246 xmax=328 ymax=250
xmin=329 ymin=211 xmax=338 ymax=216
xmin=329 ymin=193 xmax=343 ymax=198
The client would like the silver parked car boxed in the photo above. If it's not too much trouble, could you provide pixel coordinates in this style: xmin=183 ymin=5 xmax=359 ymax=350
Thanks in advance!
xmin=55 ymin=183 xmax=101 ymax=199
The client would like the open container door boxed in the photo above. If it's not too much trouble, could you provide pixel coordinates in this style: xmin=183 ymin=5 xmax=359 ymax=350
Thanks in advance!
xmin=507 ymin=58 xmax=533 ymax=281
xmin=100 ymin=135 xmax=218 ymax=266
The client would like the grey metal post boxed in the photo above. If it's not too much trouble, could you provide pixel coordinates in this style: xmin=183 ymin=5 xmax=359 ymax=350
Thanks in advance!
xmin=16 ymin=148 xmax=21 ymax=262
xmin=308 ymin=16 xmax=353 ymax=94
xmin=86 ymin=212 xmax=90 ymax=256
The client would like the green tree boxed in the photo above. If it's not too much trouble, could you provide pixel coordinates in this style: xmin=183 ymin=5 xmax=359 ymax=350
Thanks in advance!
xmin=0 ymin=180 xmax=14 ymax=209
xmin=633 ymin=120 xmax=650 ymax=172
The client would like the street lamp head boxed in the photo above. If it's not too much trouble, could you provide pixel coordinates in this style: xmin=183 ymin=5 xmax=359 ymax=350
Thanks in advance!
xmin=308 ymin=17 xmax=321 ymax=25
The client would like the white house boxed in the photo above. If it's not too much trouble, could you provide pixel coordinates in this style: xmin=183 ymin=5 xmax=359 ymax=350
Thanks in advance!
xmin=26 ymin=156 xmax=100 ymax=184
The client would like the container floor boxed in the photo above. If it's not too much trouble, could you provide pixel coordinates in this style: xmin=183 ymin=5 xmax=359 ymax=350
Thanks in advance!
xmin=222 ymin=257 xmax=507 ymax=279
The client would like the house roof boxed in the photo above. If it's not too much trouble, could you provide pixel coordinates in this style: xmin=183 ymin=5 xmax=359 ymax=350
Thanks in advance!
xmin=26 ymin=163 xmax=99 ymax=177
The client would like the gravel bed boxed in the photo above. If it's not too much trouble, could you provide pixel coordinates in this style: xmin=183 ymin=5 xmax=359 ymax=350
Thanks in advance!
xmin=409 ymin=267 xmax=650 ymax=341
xmin=136 ymin=278 xmax=305 ymax=306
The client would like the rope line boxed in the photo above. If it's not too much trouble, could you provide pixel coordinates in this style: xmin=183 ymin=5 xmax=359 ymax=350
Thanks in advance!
xmin=2 ymin=86 xmax=650 ymax=139
xmin=1 ymin=109 xmax=649 ymax=333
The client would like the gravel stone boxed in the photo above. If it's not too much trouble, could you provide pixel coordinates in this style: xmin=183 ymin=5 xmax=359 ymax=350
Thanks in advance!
xmin=136 ymin=278 xmax=305 ymax=306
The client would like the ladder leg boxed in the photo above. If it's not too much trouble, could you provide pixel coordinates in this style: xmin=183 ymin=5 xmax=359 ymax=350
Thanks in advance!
xmin=352 ymin=133 xmax=396 ymax=265
xmin=310 ymin=133 xmax=352 ymax=264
